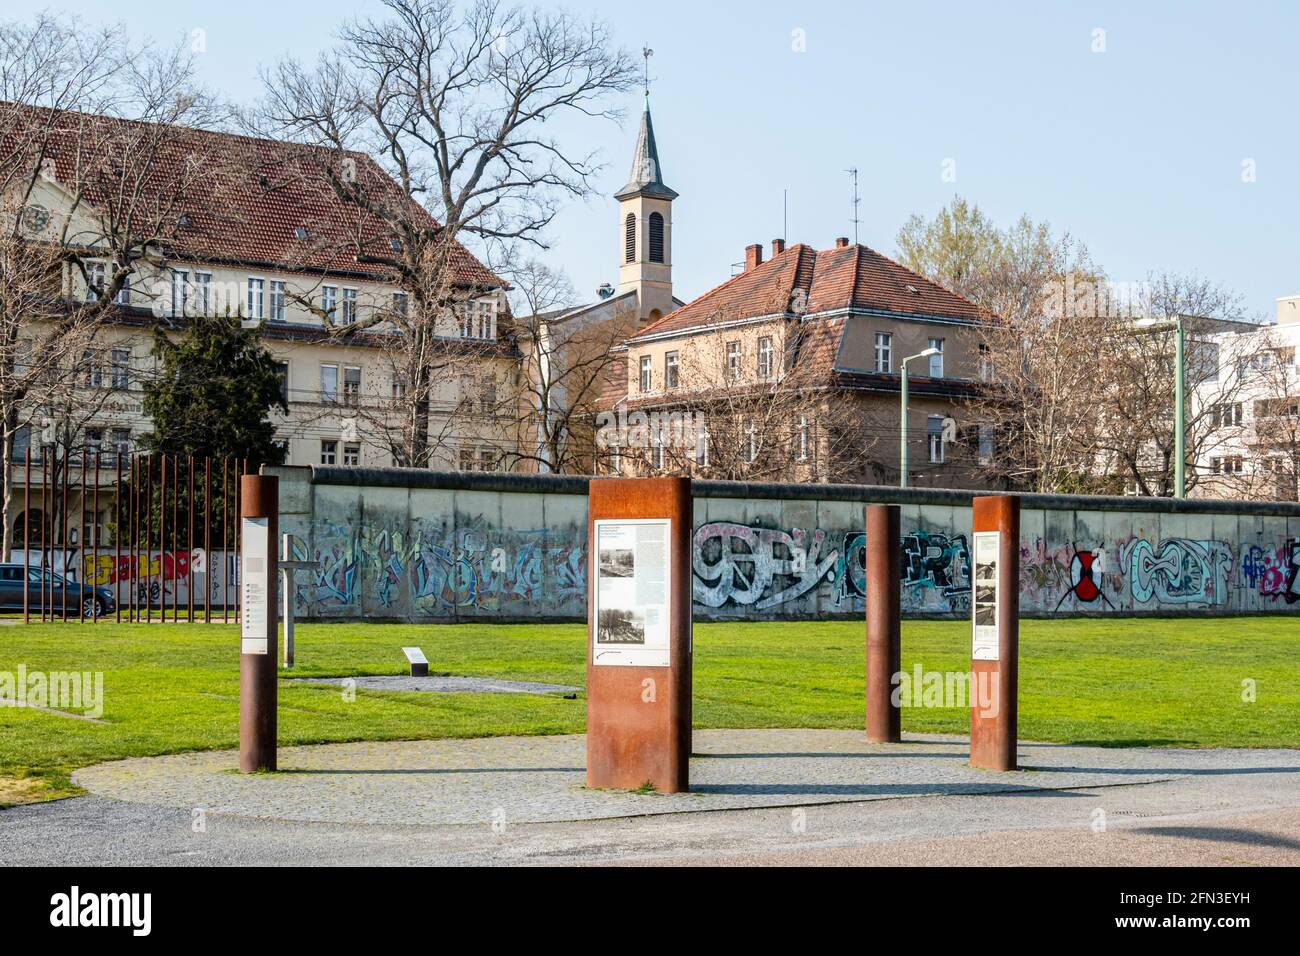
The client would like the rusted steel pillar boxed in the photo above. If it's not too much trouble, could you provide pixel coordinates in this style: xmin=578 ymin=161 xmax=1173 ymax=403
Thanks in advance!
xmin=238 ymin=474 xmax=278 ymax=773
xmin=586 ymin=477 xmax=692 ymax=793
xmin=865 ymin=503 xmax=901 ymax=743
xmin=970 ymin=495 xmax=1020 ymax=771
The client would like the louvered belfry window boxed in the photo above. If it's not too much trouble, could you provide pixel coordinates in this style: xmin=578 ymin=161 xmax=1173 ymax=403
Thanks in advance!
xmin=625 ymin=213 xmax=637 ymax=262
xmin=649 ymin=212 xmax=664 ymax=263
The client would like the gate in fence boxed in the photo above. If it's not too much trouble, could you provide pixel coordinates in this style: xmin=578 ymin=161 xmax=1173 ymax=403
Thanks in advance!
xmin=12 ymin=450 xmax=254 ymax=623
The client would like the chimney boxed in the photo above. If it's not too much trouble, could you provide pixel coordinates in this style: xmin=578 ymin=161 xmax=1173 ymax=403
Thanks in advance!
xmin=834 ymin=236 xmax=850 ymax=248
xmin=771 ymin=238 xmax=786 ymax=257
xmin=745 ymin=243 xmax=764 ymax=271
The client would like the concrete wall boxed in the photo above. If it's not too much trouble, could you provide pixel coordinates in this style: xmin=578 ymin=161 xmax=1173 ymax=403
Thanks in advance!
xmin=269 ymin=466 xmax=1300 ymax=622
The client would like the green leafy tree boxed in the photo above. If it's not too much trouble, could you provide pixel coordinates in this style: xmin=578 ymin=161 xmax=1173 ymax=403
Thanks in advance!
xmin=120 ymin=312 xmax=287 ymax=552
xmin=142 ymin=312 xmax=288 ymax=462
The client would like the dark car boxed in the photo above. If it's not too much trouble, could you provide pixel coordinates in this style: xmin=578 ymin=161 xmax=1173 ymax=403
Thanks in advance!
xmin=0 ymin=564 xmax=116 ymax=618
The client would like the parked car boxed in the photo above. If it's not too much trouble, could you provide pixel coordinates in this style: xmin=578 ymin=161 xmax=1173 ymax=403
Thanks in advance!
xmin=0 ymin=564 xmax=116 ymax=618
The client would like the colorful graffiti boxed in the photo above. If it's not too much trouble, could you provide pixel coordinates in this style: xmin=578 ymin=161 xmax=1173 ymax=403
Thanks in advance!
xmin=693 ymin=522 xmax=839 ymax=610
xmin=1053 ymin=548 xmax=1114 ymax=610
xmin=900 ymin=530 xmax=970 ymax=612
xmin=1123 ymin=538 xmax=1233 ymax=606
xmin=300 ymin=518 xmax=586 ymax=617
xmin=1241 ymin=539 xmax=1300 ymax=603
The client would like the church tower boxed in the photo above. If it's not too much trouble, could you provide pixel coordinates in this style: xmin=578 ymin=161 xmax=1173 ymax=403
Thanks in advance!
xmin=616 ymin=94 xmax=677 ymax=327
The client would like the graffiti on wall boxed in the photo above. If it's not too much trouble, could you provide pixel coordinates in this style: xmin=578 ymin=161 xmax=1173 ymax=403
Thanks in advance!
xmin=1051 ymin=548 xmax=1115 ymax=610
xmin=900 ymin=530 xmax=970 ymax=612
xmin=1240 ymin=539 xmax=1300 ymax=604
xmin=1122 ymin=538 xmax=1233 ymax=607
xmin=299 ymin=517 xmax=586 ymax=617
xmin=693 ymin=522 xmax=839 ymax=610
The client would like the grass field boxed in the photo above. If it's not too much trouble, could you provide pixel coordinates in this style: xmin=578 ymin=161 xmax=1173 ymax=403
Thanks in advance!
xmin=1 ymin=616 xmax=1298 ymax=806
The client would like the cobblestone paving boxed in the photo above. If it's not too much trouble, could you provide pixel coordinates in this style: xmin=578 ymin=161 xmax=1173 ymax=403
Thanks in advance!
xmin=286 ymin=675 xmax=581 ymax=695
xmin=70 ymin=731 xmax=1300 ymax=827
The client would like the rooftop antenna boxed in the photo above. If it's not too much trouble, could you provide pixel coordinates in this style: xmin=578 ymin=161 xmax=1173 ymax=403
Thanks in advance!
xmin=642 ymin=46 xmax=654 ymax=102
xmin=783 ymin=188 xmax=788 ymax=242
xmin=845 ymin=167 xmax=860 ymax=245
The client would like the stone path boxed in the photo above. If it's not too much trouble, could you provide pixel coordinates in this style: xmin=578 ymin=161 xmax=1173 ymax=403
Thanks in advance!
xmin=69 ymin=729 xmax=1300 ymax=827
xmin=286 ymin=675 xmax=581 ymax=695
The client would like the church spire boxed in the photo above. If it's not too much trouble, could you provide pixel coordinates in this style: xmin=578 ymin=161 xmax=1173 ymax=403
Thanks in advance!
xmin=615 ymin=47 xmax=677 ymax=202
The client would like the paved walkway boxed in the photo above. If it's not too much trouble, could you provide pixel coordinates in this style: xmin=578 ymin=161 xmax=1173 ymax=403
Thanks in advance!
xmin=70 ymin=730 xmax=1300 ymax=825
xmin=1 ymin=731 xmax=1297 ymax=865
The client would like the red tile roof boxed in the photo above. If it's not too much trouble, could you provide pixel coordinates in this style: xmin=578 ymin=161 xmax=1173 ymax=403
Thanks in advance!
xmin=1 ymin=102 xmax=502 ymax=289
xmin=632 ymin=241 xmax=991 ymax=341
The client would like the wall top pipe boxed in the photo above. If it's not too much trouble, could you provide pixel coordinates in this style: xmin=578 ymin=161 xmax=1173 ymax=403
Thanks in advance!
xmin=282 ymin=465 xmax=1300 ymax=519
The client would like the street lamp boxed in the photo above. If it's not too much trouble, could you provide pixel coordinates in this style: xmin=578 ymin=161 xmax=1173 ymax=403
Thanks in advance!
xmin=1134 ymin=315 xmax=1187 ymax=499
xmin=899 ymin=347 xmax=940 ymax=489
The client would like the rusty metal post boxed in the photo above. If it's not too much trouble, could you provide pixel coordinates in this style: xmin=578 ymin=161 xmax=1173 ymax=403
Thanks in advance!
xmin=115 ymin=452 xmax=122 ymax=623
xmin=79 ymin=449 xmax=87 ymax=623
xmin=92 ymin=452 xmax=99 ymax=623
xmin=23 ymin=448 xmax=30 ymax=624
xmin=187 ymin=455 xmax=194 ymax=622
xmin=865 ymin=503 xmax=901 ymax=743
xmin=204 ymin=457 xmax=211 ymax=624
xmin=171 ymin=453 xmax=179 ymax=622
xmin=970 ymin=495 xmax=1020 ymax=772
xmin=239 ymin=473 xmax=278 ymax=772
xmin=222 ymin=458 xmax=229 ymax=624
xmin=60 ymin=444 xmax=68 ymax=621
xmin=145 ymin=455 xmax=154 ymax=622
xmin=585 ymin=477 xmax=692 ymax=793
xmin=130 ymin=454 xmax=138 ymax=622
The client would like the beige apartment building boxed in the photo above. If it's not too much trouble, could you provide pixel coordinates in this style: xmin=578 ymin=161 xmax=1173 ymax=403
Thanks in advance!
xmin=3 ymin=107 xmax=513 ymax=552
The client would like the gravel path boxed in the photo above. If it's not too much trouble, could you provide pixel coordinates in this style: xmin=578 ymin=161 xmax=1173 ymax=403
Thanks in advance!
xmin=286 ymin=675 xmax=581 ymax=695
xmin=2 ymin=730 xmax=1298 ymax=866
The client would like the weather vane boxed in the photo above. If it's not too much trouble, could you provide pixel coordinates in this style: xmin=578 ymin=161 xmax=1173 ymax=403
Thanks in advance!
xmin=642 ymin=46 xmax=654 ymax=99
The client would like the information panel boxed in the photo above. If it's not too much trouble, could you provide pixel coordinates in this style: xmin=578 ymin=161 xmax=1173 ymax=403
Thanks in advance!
xmin=241 ymin=516 xmax=270 ymax=655
xmin=592 ymin=518 xmax=672 ymax=667
xmin=972 ymin=530 xmax=1000 ymax=661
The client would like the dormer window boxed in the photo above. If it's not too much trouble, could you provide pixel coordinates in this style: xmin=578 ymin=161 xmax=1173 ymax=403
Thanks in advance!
xmin=460 ymin=298 xmax=496 ymax=340
xmin=294 ymin=226 xmax=308 ymax=240
xmin=624 ymin=213 xmax=636 ymax=263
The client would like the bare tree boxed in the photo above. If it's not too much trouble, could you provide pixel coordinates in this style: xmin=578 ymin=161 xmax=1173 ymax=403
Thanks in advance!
xmin=1095 ymin=271 xmax=1263 ymax=497
xmin=253 ymin=0 xmax=637 ymax=468
xmin=500 ymin=259 xmax=639 ymax=474
xmin=0 ymin=15 xmax=226 ymax=556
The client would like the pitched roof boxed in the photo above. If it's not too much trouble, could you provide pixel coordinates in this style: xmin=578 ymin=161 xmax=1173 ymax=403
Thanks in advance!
xmin=614 ymin=103 xmax=677 ymax=201
xmin=1 ymin=102 xmax=502 ymax=289
xmin=630 ymin=241 xmax=991 ymax=341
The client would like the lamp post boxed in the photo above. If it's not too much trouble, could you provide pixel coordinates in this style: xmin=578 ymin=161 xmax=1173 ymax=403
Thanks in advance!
xmin=899 ymin=347 xmax=940 ymax=489
xmin=1135 ymin=316 xmax=1187 ymax=498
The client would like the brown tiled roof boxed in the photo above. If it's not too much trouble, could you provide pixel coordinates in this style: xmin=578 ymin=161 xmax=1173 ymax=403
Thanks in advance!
xmin=1 ymin=102 xmax=502 ymax=289
xmin=632 ymin=241 xmax=990 ymax=341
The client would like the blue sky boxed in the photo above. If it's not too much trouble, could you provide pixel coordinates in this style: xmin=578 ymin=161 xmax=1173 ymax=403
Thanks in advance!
xmin=12 ymin=0 xmax=1299 ymax=316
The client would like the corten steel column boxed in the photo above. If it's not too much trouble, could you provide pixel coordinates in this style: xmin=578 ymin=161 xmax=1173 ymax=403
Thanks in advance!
xmin=865 ymin=504 xmax=901 ymax=743
xmin=238 ymin=474 xmax=278 ymax=773
xmin=969 ymin=495 xmax=1020 ymax=772
xmin=586 ymin=477 xmax=692 ymax=793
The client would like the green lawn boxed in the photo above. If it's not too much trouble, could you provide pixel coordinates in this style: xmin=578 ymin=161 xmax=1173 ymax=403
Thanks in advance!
xmin=1 ymin=616 xmax=1297 ymax=806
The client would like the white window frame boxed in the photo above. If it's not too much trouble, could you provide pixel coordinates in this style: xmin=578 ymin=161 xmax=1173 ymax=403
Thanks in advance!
xmin=268 ymin=280 xmax=286 ymax=322
xmin=194 ymin=271 xmax=212 ymax=316
xmin=320 ymin=363 xmax=339 ymax=403
xmin=758 ymin=336 xmax=774 ymax=380
xmin=246 ymin=277 xmax=265 ymax=320
xmin=874 ymin=332 xmax=892 ymax=373
xmin=320 ymin=440 xmax=338 ymax=465
xmin=639 ymin=355 xmax=653 ymax=393
xmin=928 ymin=337 xmax=944 ymax=377
xmin=171 ymin=269 xmax=189 ymax=317
xmin=665 ymin=351 xmax=680 ymax=389
xmin=321 ymin=285 xmax=338 ymax=324
xmin=341 ymin=287 xmax=357 ymax=324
